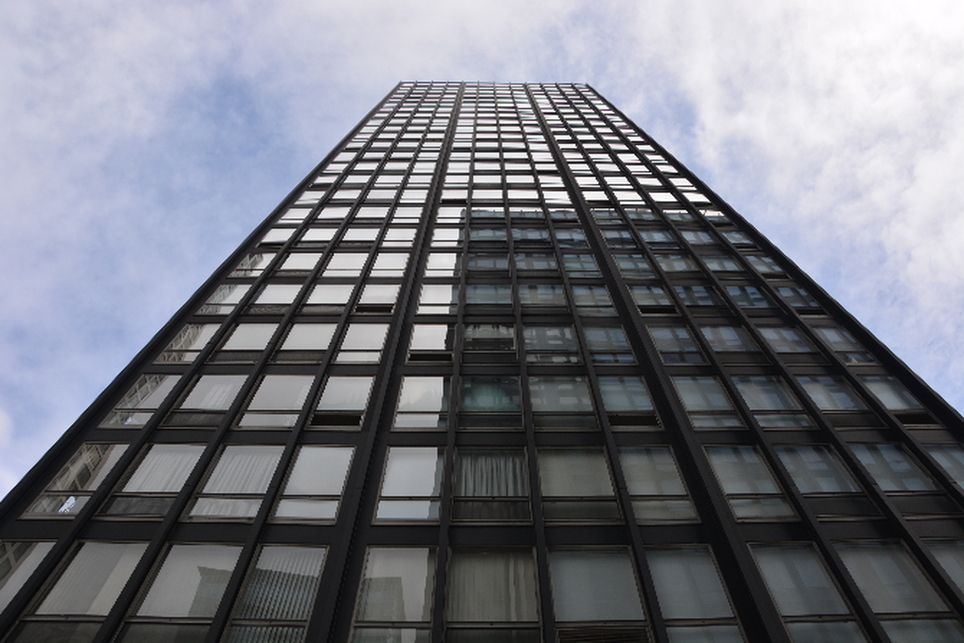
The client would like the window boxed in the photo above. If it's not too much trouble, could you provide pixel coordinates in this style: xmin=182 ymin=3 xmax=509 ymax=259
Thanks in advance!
xmin=518 ymin=283 xmax=567 ymax=308
xmin=631 ymin=285 xmax=673 ymax=308
xmin=615 ymin=254 xmax=654 ymax=279
xmin=775 ymin=445 xmax=861 ymax=494
xmin=35 ymin=542 xmax=147 ymax=616
xmin=777 ymin=286 xmax=819 ymax=309
xmin=253 ymin=283 xmax=303 ymax=312
xmin=465 ymin=284 xmax=511 ymax=306
xmin=795 ymin=375 xmax=867 ymax=412
xmin=121 ymin=544 xmax=241 ymax=640
xmin=528 ymin=377 xmax=594 ymax=413
xmin=813 ymin=326 xmax=873 ymax=363
xmin=335 ymin=324 xmax=389 ymax=363
xmin=273 ymin=446 xmax=354 ymax=522
xmin=453 ymin=448 xmax=530 ymax=521
xmin=352 ymin=547 xmax=435 ymax=642
xmin=102 ymin=374 xmax=179 ymax=427
xmin=746 ymin=255 xmax=784 ymax=276
xmin=524 ymin=325 xmax=578 ymax=364
xmin=460 ymin=376 xmax=521 ymax=412
xmin=239 ymin=374 xmax=314 ymax=427
xmin=656 ymin=253 xmax=700 ymax=272
xmin=188 ymin=445 xmax=284 ymax=519
xmin=179 ymin=374 xmax=247 ymax=411
xmin=732 ymin=375 xmax=803 ymax=411
xmin=647 ymin=546 xmax=743 ymax=641
xmin=305 ymin=284 xmax=355 ymax=312
xmin=859 ymin=376 xmax=922 ymax=411
xmin=726 ymin=285 xmax=774 ymax=308
xmin=446 ymin=550 xmax=539 ymax=637
xmin=156 ymin=323 xmax=219 ymax=363
xmin=926 ymin=444 xmax=964 ymax=485
xmin=538 ymin=448 xmax=618 ymax=521
xmin=515 ymin=252 xmax=557 ymax=272
xmin=218 ymin=323 xmax=276 ymax=361
xmin=101 ymin=444 xmax=204 ymax=517
xmin=597 ymin=376 xmax=654 ymax=417
xmin=314 ymin=375 xmax=375 ymax=428
xmin=583 ymin=326 xmax=634 ymax=363
xmin=703 ymin=255 xmax=743 ymax=272
xmin=395 ymin=376 xmax=449 ymax=429
xmin=561 ymin=253 xmax=599 ymax=277
xmin=224 ymin=546 xmax=326 ymax=642
xmin=674 ymin=285 xmax=724 ymax=307
xmin=0 ymin=542 xmax=54 ymax=612
xmin=417 ymin=284 xmax=459 ymax=314
xmin=849 ymin=444 xmax=936 ymax=492
xmin=752 ymin=543 xmax=865 ymax=642
xmin=834 ymin=541 xmax=949 ymax=614
xmin=276 ymin=323 xmax=337 ymax=362
xmin=620 ymin=447 xmax=696 ymax=523
xmin=572 ymin=285 xmax=615 ymax=315
xmin=758 ymin=327 xmax=815 ymax=354
xmin=672 ymin=376 xmax=734 ymax=413
xmin=700 ymin=325 xmax=759 ymax=353
xmin=705 ymin=446 xmax=795 ymax=520
xmin=376 ymin=447 xmax=443 ymax=521
xmin=25 ymin=443 xmax=127 ymax=516
xmin=549 ymin=549 xmax=645 ymax=622
xmin=649 ymin=325 xmax=703 ymax=363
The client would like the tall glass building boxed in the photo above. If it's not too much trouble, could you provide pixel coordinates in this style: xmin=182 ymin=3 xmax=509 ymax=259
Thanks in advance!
xmin=2 ymin=81 xmax=964 ymax=643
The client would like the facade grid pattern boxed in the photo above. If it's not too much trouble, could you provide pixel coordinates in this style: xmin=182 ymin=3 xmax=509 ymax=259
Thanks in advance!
xmin=2 ymin=82 xmax=964 ymax=643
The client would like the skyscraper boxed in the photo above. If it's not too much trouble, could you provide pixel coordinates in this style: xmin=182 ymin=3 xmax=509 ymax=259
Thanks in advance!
xmin=2 ymin=80 xmax=964 ymax=643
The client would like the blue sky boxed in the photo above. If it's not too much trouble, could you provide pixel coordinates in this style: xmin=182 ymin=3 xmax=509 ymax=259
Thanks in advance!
xmin=2 ymin=0 xmax=964 ymax=496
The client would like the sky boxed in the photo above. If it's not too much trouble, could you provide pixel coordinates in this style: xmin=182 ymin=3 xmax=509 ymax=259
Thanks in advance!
xmin=2 ymin=0 xmax=964 ymax=497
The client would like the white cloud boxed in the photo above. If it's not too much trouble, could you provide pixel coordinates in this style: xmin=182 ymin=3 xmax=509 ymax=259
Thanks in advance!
xmin=2 ymin=0 xmax=964 ymax=497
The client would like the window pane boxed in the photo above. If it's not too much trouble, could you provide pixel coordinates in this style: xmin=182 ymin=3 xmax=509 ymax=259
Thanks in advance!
xmin=202 ymin=446 xmax=284 ymax=494
xmin=528 ymin=377 xmax=593 ymax=413
xmin=247 ymin=375 xmax=315 ymax=410
xmin=44 ymin=443 xmax=127 ymax=493
xmin=597 ymin=376 xmax=653 ymax=412
xmin=180 ymin=375 xmax=246 ymax=410
xmin=752 ymin=544 xmax=849 ymax=616
xmin=759 ymin=327 xmax=815 ymax=353
xmin=700 ymin=326 xmax=758 ymax=352
xmin=137 ymin=544 xmax=242 ymax=617
xmin=647 ymin=546 xmax=733 ymax=619
xmin=233 ymin=546 xmax=326 ymax=620
xmin=317 ymin=376 xmax=375 ymax=411
xmin=539 ymin=449 xmax=614 ymax=497
xmin=282 ymin=446 xmax=353 ymax=496
xmin=223 ymin=324 xmax=276 ymax=350
xmin=858 ymin=376 xmax=922 ymax=411
xmin=0 ymin=542 xmax=54 ymax=611
xmin=775 ymin=445 xmax=860 ymax=494
xmin=732 ymin=376 xmax=802 ymax=411
xmin=280 ymin=323 xmax=337 ymax=350
xmin=620 ymin=448 xmax=686 ymax=496
xmin=795 ymin=376 xmax=867 ymax=411
xmin=849 ymin=444 xmax=936 ymax=491
xmin=927 ymin=444 xmax=964 ymax=485
xmin=356 ymin=548 xmax=435 ymax=623
xmin=123 ymin=444 xmax=205 ymax=492
xmin=37 ymin=542 xmax=147 ymax=615
xmin=706 ymin=446 xmax=778 ymax=494
xmin=550 ymin=550 xmax=644 ymax=621
xmin=673 ymin=376 xmax=733 ymax=412
xmin=460 ymin=377 xmax=521 ymax=412
xmin=447 ymin=550 xmax=538 ymax=622
xmin=835 ymin=541 xmax=948 ymax=613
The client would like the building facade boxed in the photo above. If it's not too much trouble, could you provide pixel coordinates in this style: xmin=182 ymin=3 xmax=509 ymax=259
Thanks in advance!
xmin=2 ymin=81 xmax=964 ymax=643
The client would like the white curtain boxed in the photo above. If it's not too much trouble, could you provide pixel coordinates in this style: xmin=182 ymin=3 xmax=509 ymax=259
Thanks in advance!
xmin=446 ymin=550 xmax=538 ymax=622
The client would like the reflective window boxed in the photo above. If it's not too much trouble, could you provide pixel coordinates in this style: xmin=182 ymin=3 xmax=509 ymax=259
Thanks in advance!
xmin=36 ymin=542 xmax=147 ymax=616
xmin=549 ymin=549 xmax=645 ymax=622
xmin=417 ymin=284 xmax=459 ymax=314
xmin=224 ymin=546 xmax=326 ymax=642
xmin=620 ymin=447 xmax=696 ymax=523
xmin=700 ymin=326 xmax=759 ymax=353
xmin=706 ymin=446 xmax=795 ymax=520
xmin=25 ymin=443 xmax=127 ymax=516
xmin=189 ymin=445 xmax=284 ymax=519
xmin=752 ymin=544 xmax=851 ymax=617
xmin=336 ymin=324 xmax=389 ymax=363
xmin=376 ymin=447 xmax=443 ymax=521
xmin=926 ymin=444 xmax=964 ymax=485
xmin=528 ymin=377 xmax=594 ymax=413
xmin=648 ymin=546 xmax=735 ymax=621
xmin=539 ymin=448 xmax=618 ymax=521
xmin=726 ymin=285 xmax=774 ymax=307
xmin=101 ymin=444 xmax=204 ymax=517
xmin=674 ymin=285 xmax=724 ymax=307
xmin=615 ymin=254 xmax=654 ymax=279
xmin=834 ymin=541 xmax=948 ymax=614
xmin=453 ymin=448 xmax=530 ymax=521
xmin=133 ymin=544 xmax=241 ymax=619
xmin=561 ymin=253 xmax=599 ymax=277
xmin=0 ymin=541 xmax=55 ymax=611
xmin=274 ymin=446 xmax=354 ymax=522
xmin=447 ymin=550 xmax=538 ymax=630
xmin=395 ymin=376 xmax=449 ymax=429
xmin=353 ymin=547 xmax=435 ymax=641
xmin=180 ymin=374 xmax=247 ymax=411
xmin=673 ymin=376 xmax=734 ymax=412
xmin=524 ymin=325 xmax=578 ymax=364
xmin=631 ymin=285 xmax=672 ymax=307
xmin=849 ymin=444 xmax=936 ymax=492
xmin=156 ymin=324 xmax=219 ymax=363
xmin=795 ymin=375 xmax=867 ymax=412
xmin=759 ymin=327 xmax=815 ymax=354
xmin=813 ymin=326 xmax=874 ymax=363
xmin=650 ymin=325 xmax=703 ymax=363
xmin=775 ymin=445 xmax=861 ymax=494
xmin=240 ymin=374 xmax=314 ymax=428
xmin=858 ymin=376 xmax=922 ymax=411
xmin=460 ymin=376 xmax=521 ymax=412
xmin=732 ymin=375 xmax=803 ymax=411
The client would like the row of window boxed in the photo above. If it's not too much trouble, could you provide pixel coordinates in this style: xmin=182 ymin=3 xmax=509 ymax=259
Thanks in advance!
xmin=6 ymin=535 xmax=964 ymax=643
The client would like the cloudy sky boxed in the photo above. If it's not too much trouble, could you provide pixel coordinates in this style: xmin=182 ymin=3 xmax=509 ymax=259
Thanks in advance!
xmin=2 ymin=0 xmax=963 ymax=496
